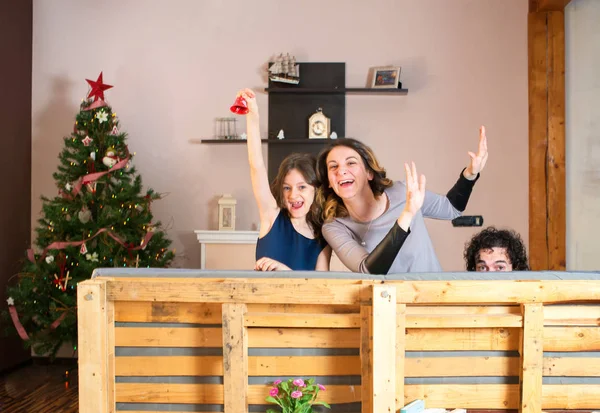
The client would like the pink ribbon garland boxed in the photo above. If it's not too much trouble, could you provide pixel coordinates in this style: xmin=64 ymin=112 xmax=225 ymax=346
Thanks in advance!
xmin=27 ymin=229 xmax=155 ymax=264
xmin=8 ymin=306 xmax=67 ymax=342
xmin=59 ymin=152 xmax=131 ymax=200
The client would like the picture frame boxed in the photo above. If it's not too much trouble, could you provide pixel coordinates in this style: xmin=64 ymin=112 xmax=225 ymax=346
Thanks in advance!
xmin=370 ymin=66 xmax=401 ymax=89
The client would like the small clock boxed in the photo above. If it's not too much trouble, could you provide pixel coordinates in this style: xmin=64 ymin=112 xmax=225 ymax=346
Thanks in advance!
xmin=308 ymin=108 xmax=330 ymax=139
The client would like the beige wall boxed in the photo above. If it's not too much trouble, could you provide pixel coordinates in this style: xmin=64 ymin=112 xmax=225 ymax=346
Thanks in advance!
xmin=32 ymin=0 xmax=528 ymax=271
xmin=566 ymin=0 xmax=600 ymax=271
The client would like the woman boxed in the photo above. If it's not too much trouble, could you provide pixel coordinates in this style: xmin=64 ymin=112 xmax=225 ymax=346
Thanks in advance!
xmin=239 ymin=89 xmax=331 ymax=271
xmin=316 ymin=128 xmax=488 ymax=274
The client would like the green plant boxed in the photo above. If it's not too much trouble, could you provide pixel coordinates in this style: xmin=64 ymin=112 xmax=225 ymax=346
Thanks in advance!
xmin=265 ymin=378 xmax=330 ymax=413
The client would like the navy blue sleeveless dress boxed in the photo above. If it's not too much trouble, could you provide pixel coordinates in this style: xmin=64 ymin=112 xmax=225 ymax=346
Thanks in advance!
xmin=255 ymin=210 xmax=325 ymax=271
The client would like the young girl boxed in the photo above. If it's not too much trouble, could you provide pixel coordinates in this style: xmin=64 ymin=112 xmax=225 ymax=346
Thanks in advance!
xmin=317 ymin=129 xmax=488 ymax=274
xmin=238 ymin=89 xmax=331 ymax=271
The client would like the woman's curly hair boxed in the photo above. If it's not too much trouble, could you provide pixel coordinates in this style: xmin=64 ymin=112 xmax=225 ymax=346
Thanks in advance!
xmin=464 ymin=226 xmax=529 ymax=271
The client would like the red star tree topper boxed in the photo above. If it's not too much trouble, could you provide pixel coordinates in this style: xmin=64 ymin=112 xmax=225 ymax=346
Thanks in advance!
xmin=85 ymin=72 xmax=113 ymax=102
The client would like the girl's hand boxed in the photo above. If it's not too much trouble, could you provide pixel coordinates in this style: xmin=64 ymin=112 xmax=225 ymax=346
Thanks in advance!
xmin=255 ymin=257 xmax=291 ymax=271
xmin=237 ymin=88 xmax=259 ymax=117
xmin=465 ymin=125 xmax=489 ymax=179
xmin=403 ymin=161 xmax=426 ymax=216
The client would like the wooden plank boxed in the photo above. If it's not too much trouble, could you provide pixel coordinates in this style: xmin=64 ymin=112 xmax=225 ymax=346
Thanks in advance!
xmin=222 ymin=303 xmax=248 ymax=413
xmin=396 ymin=304 xmax=406 ymax=411
xmin=406 ymin=357 xmax=519 ymax=377
xmin=519 ymin=303 xmax=544 ymax=413
xmin=546 ymin=10 xmax=567 ymax=271
xmin=406 ymin=314 xmax=522 ymax=328
xmin=115 ymin=326 xmax=525 ymax=350
xmin=106 ymin=280 xmax=363 ymax=304
xmin=530 ymin=0 xmax=572 ymax=12
xmin=544 ymin=327 xmax=600 ymax=351
xmin=115 ymin=383 xmax=361 ymax=404
xmin=115 ymin=327 xmax=222 ymax=347
xmin=528 ymin=10 xmax=550 ymax=270
xmin=542 ymin=384 xmax=600 ymax=408
xmin=393 ymin=281 xmax=600 ymax=304
xmin=404 ymin=384 xmax=519 ymax=409
xmin=543 ymin=357 xmax=600 ymax=376
xmin=544 ymin=305 xmax=600 ymax=326
xmin=114 ymin=355 xmax=523 ymax=377
xmin=77 ymin=279 xmax=114 ymax=413
xmin=372 ymin=285 xmax=396 ymax=413
xmin=407 ymin=328 xmax=520 ymax=351
xmin=360 ymin=305 xmax=372 ymax=413
xmin=114 ymin=301 xmax=221 ymax=323
xmin=244 ymin=312 xmax=360 ymax=328
xmin=406 ymin=305 xmax=520 ymax=315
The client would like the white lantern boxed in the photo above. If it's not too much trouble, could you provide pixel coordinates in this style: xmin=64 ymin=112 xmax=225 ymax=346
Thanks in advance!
xmin=218 ymin=194 xmax=237 ymax=231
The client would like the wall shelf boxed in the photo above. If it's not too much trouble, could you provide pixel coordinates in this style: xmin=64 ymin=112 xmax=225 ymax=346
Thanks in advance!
xmin=265 ymin=87 xmax=408 ymax=95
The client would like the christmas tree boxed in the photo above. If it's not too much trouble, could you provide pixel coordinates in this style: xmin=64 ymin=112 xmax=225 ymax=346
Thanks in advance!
xmin=3 ymin=73 xmax=174 ymax=357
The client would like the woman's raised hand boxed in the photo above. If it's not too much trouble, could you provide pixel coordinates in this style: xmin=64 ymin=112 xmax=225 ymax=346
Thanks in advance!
xmin=465 ymin=125 xmax=489 ymax=179
xmin=237 ymin=88 xmax=259 ymax=117
xmin=403 ymin=161 xmax=426 ymax=216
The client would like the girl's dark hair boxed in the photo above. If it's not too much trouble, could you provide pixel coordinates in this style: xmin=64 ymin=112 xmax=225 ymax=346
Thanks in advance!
xmin=316 ymin=138 xmax=393 ymax=222
xmin=270 ymin=153 xmax=324 ymax=242
xmin=464 ymin=226 xmax=530 ymax=271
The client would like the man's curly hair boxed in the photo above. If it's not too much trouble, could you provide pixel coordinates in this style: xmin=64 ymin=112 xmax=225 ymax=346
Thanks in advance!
xmin=464 ymin=226 xmax=529 ymax=271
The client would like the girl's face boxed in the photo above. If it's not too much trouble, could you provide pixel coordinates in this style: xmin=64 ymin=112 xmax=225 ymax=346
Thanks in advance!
xmin=282 ymin=168 xmax=315 ymax=219
xmin=325 ymin=146 xmax=373 ymax=200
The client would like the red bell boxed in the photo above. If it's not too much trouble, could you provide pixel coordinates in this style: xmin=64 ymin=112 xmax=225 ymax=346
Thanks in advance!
xmin=230 ymin=95 xmax=249 ymax=115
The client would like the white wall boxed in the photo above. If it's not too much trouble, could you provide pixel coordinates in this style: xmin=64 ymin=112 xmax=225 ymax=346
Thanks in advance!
xmin=566 ymin=0 xmax=600 ymax=270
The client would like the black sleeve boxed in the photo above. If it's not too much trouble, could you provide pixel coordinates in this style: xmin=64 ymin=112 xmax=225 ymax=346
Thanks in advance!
xmin=364 ymin=222 xmax=410 ymax=275
xmin=446 ymin=168 xmax=480 ymax=212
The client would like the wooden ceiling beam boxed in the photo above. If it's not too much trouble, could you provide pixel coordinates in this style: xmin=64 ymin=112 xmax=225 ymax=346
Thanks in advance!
xmin=530 ymin=0 xmax=572 ymax=12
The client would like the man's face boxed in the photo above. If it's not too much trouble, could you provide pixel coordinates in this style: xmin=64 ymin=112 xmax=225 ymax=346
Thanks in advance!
xmin=476 ymin=247 xmax=513 ymax=272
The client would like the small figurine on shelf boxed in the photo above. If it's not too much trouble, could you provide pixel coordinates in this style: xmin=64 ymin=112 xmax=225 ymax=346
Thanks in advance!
xmin=268 ymin=53 xmax=300 ymax=85
xmin=330 ymin=131 xmax=338 ymax=139
xmin=277 ymin=129 xmax=285 ymax=140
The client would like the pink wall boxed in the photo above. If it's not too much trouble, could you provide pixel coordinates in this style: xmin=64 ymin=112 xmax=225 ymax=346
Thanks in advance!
xmin=31 ymin=0 xmax=528 ymax=271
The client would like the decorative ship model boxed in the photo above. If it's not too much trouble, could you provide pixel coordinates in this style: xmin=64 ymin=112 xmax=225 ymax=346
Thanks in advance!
xmin=268 ymin=53 xmax=300 ymax=85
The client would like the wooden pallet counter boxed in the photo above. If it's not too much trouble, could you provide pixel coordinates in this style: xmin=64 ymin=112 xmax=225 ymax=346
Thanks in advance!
xmin=77 ymin=270 xmax=600 ymax=413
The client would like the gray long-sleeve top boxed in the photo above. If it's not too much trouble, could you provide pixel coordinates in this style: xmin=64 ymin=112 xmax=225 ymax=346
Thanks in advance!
xmin=323 ymin=171 xmax=477 ymax=274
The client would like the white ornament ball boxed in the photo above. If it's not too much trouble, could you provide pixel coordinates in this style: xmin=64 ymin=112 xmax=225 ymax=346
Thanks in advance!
xmin=78 ymin=208 xmax=92 ymax=224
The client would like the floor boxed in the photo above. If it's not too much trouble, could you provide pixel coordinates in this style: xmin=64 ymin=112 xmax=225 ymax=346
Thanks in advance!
xmin=0 ymin=362 xmax=78 ymax=413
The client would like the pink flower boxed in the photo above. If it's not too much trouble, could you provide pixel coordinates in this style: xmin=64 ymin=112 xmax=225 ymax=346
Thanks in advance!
xmin=273 ymin=380 xmax=282 ymax=385
xmin=292 ymin=379 xmax=305 ymax=387
xmin=318 ymin=384 xmax=326 ymax=391
xmin=269 ymin=388 xmax=279 ymax=397
xmin=291 ymin=390 xmax=303 ymax=399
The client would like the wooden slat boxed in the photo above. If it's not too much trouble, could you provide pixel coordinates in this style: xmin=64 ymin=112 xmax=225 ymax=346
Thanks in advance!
xmin=394 ymin=281 xmax=600 ymax=304
xmin=114 ymin=301 xmax=221 ymax=323
xmin=542 ymin=385 xmax=600 ymax=408
xmin=544 ymin=305 xmax=600 ymax=326
xmin=115 ymin=326 xmax=525 ymax=350
xmin=396 ymin=304 xmax=406 ymax=410
xmin=77 ymin=279 xmax=114 ymax=413
xmin=115 ymin=327 xmax=360 ymax=348
xmin=115 ymin=383 xmax=360 ymax=404
xmin=528 ymin=10 xmax=550 ymax=270
xmin=544 ymin=357 xmax=600 ymax=376
xmin=115 ymin=355 xmax=524 ymax=377
xmin=547 ymin=10 xmax=566 ymax=271
xmin=530 ymin=0 xmax=572 ymax=12
xmin=372 ymin=285 xmax=396 ymax=413
xmin=115 ymin=327 xmax=222 ymax=347
xmin=106 ymin=280 xmax=364 ymax=304
xmin=222 ymin=303 xmax=248 ymax=413
xmin=406 ymin=328 xmax=519 ymax=351
xmin=544 ymin=327 xmax=600 ymax=351
xmin=244 ymin=312 xmax=359 ymax=328
xmin=519 ymin=303 xmax=544 ymax=413
xmin=360 ymin=305 xmax=372 ymax=413
xmin=405 ymin=384 xmax=519 ymax=409
xmin=406 ymin=305 xmax=520 ymax=315
xmin=406 ymin=314 xmax=522 ymax=328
